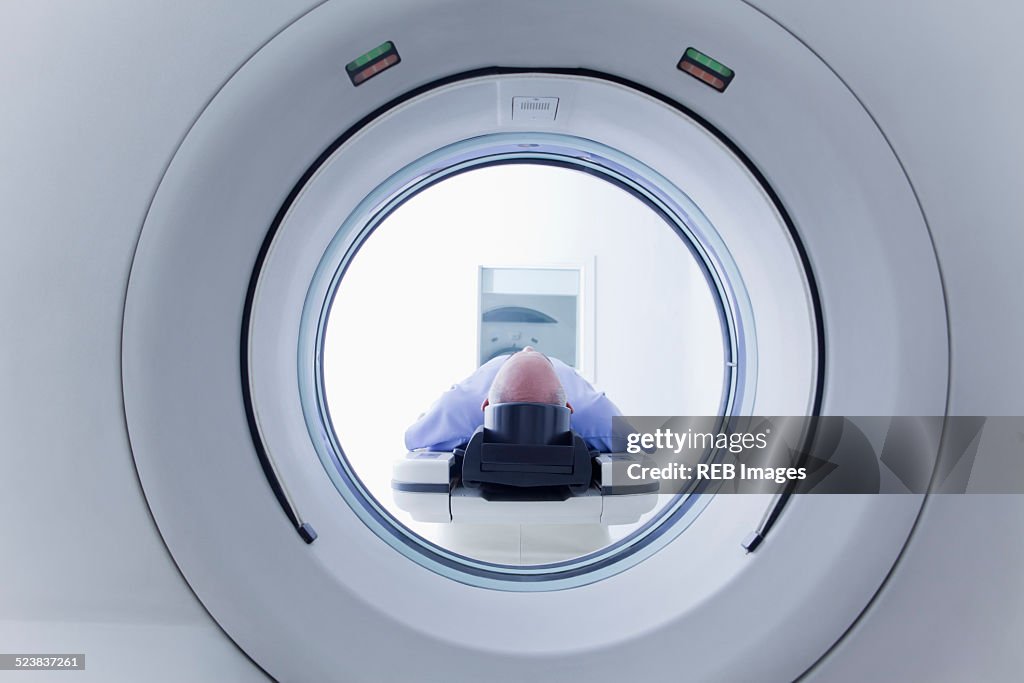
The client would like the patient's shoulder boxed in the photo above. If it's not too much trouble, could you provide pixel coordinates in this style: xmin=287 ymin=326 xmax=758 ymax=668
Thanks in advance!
xmin=550 ymin=357 xmax=596 ymax=389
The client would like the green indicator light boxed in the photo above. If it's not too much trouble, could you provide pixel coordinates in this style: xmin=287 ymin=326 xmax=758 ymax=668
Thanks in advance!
xmin=347 ymin=41 xmax=395 ymax=73
xmin=685 ymin=47 xmax=733 ymax=79
xmin=678 ymin=47 xmax=734 ymax=92
xmin=346 ymin=41 xmax=401 ymax=86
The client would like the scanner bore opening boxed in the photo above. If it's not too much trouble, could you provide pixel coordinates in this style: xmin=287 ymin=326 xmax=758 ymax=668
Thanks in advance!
xmin=298 ymin=132 xmax=760 ymax=589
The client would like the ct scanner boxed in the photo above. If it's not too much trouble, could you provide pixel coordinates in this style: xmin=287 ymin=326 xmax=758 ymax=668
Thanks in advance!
xmin=1 ymin=1 xmax=1022 ymax=681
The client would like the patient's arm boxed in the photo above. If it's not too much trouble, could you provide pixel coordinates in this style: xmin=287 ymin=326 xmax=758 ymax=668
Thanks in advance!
xmin=403 ymin=357 xmax=506 ymax=451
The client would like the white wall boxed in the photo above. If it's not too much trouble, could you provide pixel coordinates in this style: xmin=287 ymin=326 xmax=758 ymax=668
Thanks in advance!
xmin=323 ymin=163 xmax=724 ymax=513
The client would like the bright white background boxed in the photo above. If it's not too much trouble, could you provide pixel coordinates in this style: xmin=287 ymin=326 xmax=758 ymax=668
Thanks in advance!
xmin=323 ymin=163 xmax=725 ymax=538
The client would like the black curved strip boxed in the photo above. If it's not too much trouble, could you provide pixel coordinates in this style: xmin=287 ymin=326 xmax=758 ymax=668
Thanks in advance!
xmin=241 ymin=65 xmax=826 ymax=556
xmin=240 ymin=283 xmax=314 ymax=543
xmin=742 ymin=423 xmax=820 ymax=553
xmin=298 ymin=522 xmax=318 ymax=543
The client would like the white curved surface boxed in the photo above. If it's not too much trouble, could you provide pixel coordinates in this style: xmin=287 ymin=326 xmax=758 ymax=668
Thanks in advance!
xmin=122 ymin=0 xmax=943 ymax=680
xmin=747 ymin=1 xmax=1024 ymax=679
xmin=248 ymin=74 xmax=818 ymax=580
xmin=1 ymin=0 xmax=1020 ymax=681
xmin=0 ymin=2 xmax=322 ymax=681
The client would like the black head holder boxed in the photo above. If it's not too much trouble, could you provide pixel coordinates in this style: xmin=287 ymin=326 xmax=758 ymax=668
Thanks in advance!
xmin=460 ymin=402 xmax=593 ymax=490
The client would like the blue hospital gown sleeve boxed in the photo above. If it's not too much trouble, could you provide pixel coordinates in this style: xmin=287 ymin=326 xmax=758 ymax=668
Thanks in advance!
xmin=403 ymin=356 xmax=506 ymax=451
xmin=551 ymin=359 xmax=625 ymax=452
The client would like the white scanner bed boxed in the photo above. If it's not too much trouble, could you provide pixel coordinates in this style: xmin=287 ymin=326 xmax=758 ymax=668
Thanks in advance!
xmin=392 ymin=451 xmax=659 ymax=524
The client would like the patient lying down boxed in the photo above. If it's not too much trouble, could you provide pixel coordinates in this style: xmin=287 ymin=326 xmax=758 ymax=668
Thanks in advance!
xmin=403 ymin=347 xmax=624 ymax=564
xmin=404 ymin=346 xmax=623 ymax=453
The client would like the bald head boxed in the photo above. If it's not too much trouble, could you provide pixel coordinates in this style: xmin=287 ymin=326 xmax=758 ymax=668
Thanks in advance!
xmin=484 ymin=347 xmax=571 ymax=411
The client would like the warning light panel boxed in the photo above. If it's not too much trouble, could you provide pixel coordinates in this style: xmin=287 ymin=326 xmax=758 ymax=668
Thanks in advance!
xmin=677 ymin=47 xmax=734 ymax=92
xmin=346 ymin=41 xmax=401 ymax=86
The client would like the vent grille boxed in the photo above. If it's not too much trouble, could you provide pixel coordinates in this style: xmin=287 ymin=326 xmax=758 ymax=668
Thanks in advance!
xmin=512 ymin=96 xmax=559 ymax=122
xmin=521 ymin=100 xmax=552 ymax=111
